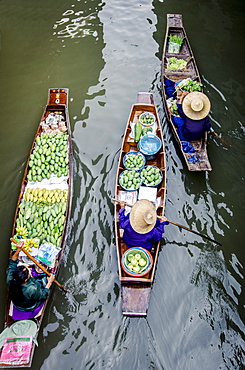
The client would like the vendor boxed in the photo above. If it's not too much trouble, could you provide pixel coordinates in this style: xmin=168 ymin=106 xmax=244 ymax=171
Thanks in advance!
xmin=177 ymin=91 xmax=213 ymax=141
xmin=6 ymin=241 xmax=55 ymax=319
xmin=119 ymin=199 xmax=169 ymax=251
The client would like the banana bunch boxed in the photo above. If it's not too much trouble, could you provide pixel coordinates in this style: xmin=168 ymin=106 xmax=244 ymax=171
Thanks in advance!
xmin=16 ymin=226 xmax=28 ymax=239
xmin=23 ymin=238 xmax=39 ymax=252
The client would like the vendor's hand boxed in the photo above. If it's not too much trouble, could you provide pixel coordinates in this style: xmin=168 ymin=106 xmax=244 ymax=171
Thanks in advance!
xmin=16 ymin=240 xmax=24 ymax=250
xmin=47 ymin=274 xmax=55 ymax=283
xmin=46 ymin=274 xmax=55 ymax=289
xmin=161 ymin=216 xmax=168 ymax=222
xmin=120 ymin=201 xmax=126 ymax=208
xmin=11 ymin=240 xmax=24 ymax=261
xmin=179 ymin=90 xmax=189 ymax=103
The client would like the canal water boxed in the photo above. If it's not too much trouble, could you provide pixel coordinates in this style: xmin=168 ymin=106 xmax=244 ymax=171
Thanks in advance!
xmin=0 ymin=0 xmax=244 ymax=369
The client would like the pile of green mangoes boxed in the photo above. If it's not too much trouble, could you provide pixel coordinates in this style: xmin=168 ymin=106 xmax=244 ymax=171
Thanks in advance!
xmin=15 ymin=189 xmax=67 ymax=246
xmin=125 ymin=250 xmax=148 ymax=274
xmin=119 ymin=170 xmax=142 ymax=190
xmin=139 ymin=113 xmax=155 ymax=126
xmin=27 ymin=132 xmax=69 ymax=182
xmin=140 ymin=166 xmax=162 ymax=186
xmin=124 ymin=152 xmax=145 ymax=171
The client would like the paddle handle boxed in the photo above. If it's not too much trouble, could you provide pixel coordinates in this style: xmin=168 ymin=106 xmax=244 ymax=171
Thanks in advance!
xmin=112 ymin=198 xmax=222 ymax=246
xmin=10 ymin=238 xmax=67 ymax=292
xmin=157 ymin=219 xmax=222 ymax=246
xmin=112 ymin=197 xmax=133 ymax=208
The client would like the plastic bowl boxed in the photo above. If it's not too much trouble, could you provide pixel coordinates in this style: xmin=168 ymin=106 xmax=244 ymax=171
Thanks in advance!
xmin=138 ymin=134 xmax=162 ymax=161
xmin=140 ymin=165 xmax=163 ymax=187
xmin=122 ymin=247 xmax=153 ymax=277
xmin=123 ymin=151 xmax=146 ymax=171
xmin=119 ymin=170 xmax=142 ymax=191
xmin=139 ymin=112 xmax=155 ymax=126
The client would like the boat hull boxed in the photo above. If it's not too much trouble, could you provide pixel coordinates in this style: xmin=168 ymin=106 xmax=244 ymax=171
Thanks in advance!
xmin=0 ymin=88 xmax=73 ymax=368
xmin=115 ymin=92 xmax=166 ymax=316
xmin=161 ymin=14 xmax=212 ymax=171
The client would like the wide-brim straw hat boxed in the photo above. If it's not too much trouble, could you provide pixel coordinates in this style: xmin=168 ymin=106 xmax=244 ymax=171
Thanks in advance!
xmin=182 ymin=91 xmax=211 ymax=120
xmin=130 ymin=199 xmax=157 ymax=234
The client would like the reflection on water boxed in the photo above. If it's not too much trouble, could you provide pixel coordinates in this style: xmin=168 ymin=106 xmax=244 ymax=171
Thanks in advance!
xmin=53 ymin=8 xmax=101 ymax=40
xmin=190 ymin=247 xmax=245 ymax=368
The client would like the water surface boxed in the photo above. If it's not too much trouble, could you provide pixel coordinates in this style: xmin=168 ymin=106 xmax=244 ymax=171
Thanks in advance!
xmin=0 ymin=0 xmax=244 ymax=369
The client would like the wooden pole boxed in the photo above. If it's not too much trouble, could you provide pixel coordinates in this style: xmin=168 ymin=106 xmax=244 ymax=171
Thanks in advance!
xmin=10 ymin=238 xmax=68 ymax=292
xmin=112 ymin=198 xmax=222 ymax=246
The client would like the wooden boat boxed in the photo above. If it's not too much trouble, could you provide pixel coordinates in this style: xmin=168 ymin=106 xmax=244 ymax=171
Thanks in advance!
xmin=161 ymin=14 xmax=212 ymax=171
xmin=0 ymin=88 xmax=73 ymax=368
xmin=114 ymin=92 xmax=166 ymax=316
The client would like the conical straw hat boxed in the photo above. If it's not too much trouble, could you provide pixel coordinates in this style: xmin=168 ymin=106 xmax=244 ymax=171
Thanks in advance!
xmin=130 ymin=199 xmax=157 ymax=234
xmin=182 ymin=91 xmax=211 ymax=120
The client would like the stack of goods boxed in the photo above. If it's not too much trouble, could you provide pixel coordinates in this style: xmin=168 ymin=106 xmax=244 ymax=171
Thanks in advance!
xmin=167 ymin=57 xmax=187 ymax=70
xmin=13 ymin=115 xmax=70 ymax=262
xmin=168 ymin=35 xmax=183 ymax=53
xmin=27 ymin=131 xmax=69 ymax=181
xmin=15 ymin=188 xmax=67 ymax=247
xmin=41 ymin=112 xmax=67 ymax=133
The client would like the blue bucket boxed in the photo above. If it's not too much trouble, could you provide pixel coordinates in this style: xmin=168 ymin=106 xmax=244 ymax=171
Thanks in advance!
xmin=138 ymin=134 xmax=162 ymax=161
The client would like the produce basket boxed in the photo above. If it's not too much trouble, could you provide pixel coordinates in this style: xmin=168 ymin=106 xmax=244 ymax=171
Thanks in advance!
xmin=119 ymin=170 xmax=142 ymax=191
xmin=123 ymin=151 xmax=146 ymax=171
xmin=140 ymin=165 xmax=163 ymax=187
xmin=139 ymin=112 xmax=155 ymax=126
xmin=122 ymin=247 xmax=153 ymax=277
xmin=138 ymin=134 xmax=162 ymax=161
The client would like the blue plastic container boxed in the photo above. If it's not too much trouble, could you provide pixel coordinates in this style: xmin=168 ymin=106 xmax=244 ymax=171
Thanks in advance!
xmin=138 ymin=134 xmax=162 ymax=161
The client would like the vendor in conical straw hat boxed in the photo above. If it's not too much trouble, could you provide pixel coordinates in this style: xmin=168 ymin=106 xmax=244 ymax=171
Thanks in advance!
xmin=176 ymin=90 xmax=213 ymax=141
xmin=119 ymin=199 xmax=169 ymax=251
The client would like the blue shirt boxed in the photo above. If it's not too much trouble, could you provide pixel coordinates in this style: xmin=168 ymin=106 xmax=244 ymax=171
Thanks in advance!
xmin=177 ymin=104 xmax=211 ymax=140
xmin=119 ymin=208 xmax=169 ymax=250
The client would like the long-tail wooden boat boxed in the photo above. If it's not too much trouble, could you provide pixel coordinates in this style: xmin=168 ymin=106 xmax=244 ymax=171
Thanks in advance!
xmin=114 ymin=92 xmax=166 ymax=316
xmin=0 ymin=89 xmax=73 ymax=368
xmin=161 ymin=14 xmax=212 ymax=171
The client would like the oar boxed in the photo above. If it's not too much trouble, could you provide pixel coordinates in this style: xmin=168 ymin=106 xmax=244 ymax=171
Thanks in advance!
xmin=211 ymin=129 xmax=231 ymax=148
xmin=112 ymin=198 xmax=222 ymax=246
xmin=10 ymin=238 xmax=68 ymax=293
xmin=159 ymin=219 xmax=222 ymax=246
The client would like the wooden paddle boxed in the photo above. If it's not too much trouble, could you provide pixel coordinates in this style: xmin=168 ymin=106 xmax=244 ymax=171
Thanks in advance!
xmin=211 ymin=130 xmax=231 ymax=148
xmin=112 ymin=198 xmax=222 ymax=246
xmin=158 ymin=219 xmax=222 ymax=246
xmin=10 ymin=238 xmax=68 ymax=293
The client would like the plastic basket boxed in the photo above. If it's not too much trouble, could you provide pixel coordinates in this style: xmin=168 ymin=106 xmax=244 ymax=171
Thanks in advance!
xmin=123 ymin=151 xmax=146 ymax=171
xmin=119 ymin=170 xmax=142 ymax=191
xmin=139 ymin=112 xmax=156 ymax=126
xmin=122 ymin=247 xmax=153 ymax=277
xmin=140 ymin=165 xmax=163 ymax=187
xmin=138 ymin=134 xmax=162 ymax=160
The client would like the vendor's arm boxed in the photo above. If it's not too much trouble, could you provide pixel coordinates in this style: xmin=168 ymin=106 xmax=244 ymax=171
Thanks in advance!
xmin=177 ymin=91 xmax=189 ymax=118
xmin=204 ymin=116 xmax=211 ymax=131
xmin=118 ymin=201 xmax=130 ymax=229
xmin=151 ymin=217 xmax=169 ymax=241
xmin=27 ymin=274 xmax=55 ymax=301
xmin=6 ymin=242 xmax=24 ymax=286
xmin=45 ymin=274 xmax=55 ymax=289
xmin=178 ymin=90 xmax=188 ymax=104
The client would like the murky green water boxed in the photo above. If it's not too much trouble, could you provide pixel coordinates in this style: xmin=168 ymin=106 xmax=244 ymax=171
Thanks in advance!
xmin=0 ymin=0 xmax=244 ymax=369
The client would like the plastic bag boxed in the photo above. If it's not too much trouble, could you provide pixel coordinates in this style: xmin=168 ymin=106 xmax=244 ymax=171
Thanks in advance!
xmin=168 ymin=41 xmax=181 ymax=53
